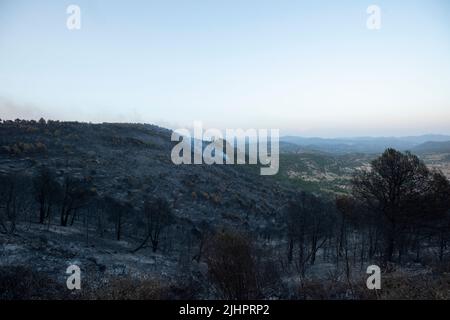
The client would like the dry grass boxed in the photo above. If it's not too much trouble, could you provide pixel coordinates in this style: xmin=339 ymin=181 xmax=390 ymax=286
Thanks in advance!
xmin=0 ymin=266 xmax=69 ymax=300
xmin=81 ymin=277 xmax=167 ymax=300
xmin=295 ymin=269 xmax=450 ymax=300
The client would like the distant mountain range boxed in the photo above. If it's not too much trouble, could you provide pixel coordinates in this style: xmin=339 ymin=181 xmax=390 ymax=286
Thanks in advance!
xmin=411 ymin=141 xmax=450 ymax=154
xmin=280 ymin=134 xmax=450 ymax=154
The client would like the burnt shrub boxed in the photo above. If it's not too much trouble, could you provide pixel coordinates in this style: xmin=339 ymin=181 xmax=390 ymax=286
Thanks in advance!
xmin=0 ymin=266 xmax=68 ymax=300
xmin=205 ymin=230 xmax=260 ymax=299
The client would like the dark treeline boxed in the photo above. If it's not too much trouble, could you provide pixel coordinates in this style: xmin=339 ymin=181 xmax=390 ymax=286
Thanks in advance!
xmin=0 ymin=166 xmax=175 ymax=255
xmin=283 ymin=148 xmax=450 ymax=273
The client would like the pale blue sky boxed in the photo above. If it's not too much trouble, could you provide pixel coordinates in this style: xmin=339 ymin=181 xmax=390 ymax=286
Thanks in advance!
xmin=1 ymin=0 xmax=450 ymax=137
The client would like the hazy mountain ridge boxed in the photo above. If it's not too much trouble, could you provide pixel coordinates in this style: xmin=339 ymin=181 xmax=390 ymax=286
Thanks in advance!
xmin=411 ymin=141 xmax=450 ymax=154
xmin=281 ymin=134 xmax=450 ymax=154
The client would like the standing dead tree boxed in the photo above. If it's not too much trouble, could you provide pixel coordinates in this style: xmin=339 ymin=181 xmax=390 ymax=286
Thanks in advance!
xmin=286 ymin=192 xmax=335 ymax=276
xmin=132 ymin=197 xmax=174 ymax=253
xmin=105 ymin=197 xmax=133 ymax=241
xmin=352 ymin=148 xmax=450 ymax=264
xmin=205 ymin=230 xmax=259 ymax=300
xmin=59 ymin=175 xmax=94 ymax=227
xmin=33 ymin=167 xmax=59 ymax=225
xmin=0 ymin=173 xmax=31 ymax=234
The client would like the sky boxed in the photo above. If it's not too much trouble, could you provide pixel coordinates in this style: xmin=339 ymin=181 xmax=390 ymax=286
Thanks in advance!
xmin=0 ymin=0 xmax=450 ymax=137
